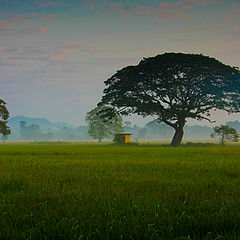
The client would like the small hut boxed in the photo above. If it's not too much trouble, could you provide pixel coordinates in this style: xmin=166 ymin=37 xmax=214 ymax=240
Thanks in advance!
xmin=114 ymin=133 xmax=132 ymax=144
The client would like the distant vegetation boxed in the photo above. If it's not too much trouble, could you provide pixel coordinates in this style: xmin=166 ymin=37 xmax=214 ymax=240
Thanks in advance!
xmin=19 ymin=121 xmax=54 ymax=141
xmin=1 ymin=144 xmax=240 ymax=239
xmin=6 ymin=115 xmax=240 ymax=143
xmin=8 ymin=116 xmax=89 ymax=141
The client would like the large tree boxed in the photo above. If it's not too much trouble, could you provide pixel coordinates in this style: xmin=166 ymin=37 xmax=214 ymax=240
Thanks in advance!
xmin=99 ymin=53 xmax=240 ymax=146
xmin=85 ymin=106 xmax=123 ymax=142
xmin=0 ymin=99 xmax=11 ymax=141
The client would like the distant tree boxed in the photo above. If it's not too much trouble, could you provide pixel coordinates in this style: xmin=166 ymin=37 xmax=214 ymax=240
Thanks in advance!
xmin=85 ymin=106 xmax=123 ymax=142
xmin=0 ymin=99 xmax=11 ymax=141
xmin=124 ymin=121 xmax=132 ymax=128
xmin=145 ymin=119 xmax=173 ymax=139
xmin=137 ymin=127 xmax=148 ymax=140
xmin=19 ymin=121 xmax=42 ymax=140
xmin=41 ymin=132 xmax=54 ymax=141
xmin=19 ymin=121 xmax=27 ymax=138
xmin=211 ymin=125 xmax=239 ymax=145
xmin=99 ymin=53 xmax=240 ymax=146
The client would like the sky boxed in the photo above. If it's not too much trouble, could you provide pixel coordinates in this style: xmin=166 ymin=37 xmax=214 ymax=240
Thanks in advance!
xmin=0 ymin=0 xmax=240 ymax=127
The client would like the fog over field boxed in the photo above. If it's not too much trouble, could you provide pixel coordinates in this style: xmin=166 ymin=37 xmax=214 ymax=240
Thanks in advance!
xmin=7 ymin=115 xmax=240 ymax=142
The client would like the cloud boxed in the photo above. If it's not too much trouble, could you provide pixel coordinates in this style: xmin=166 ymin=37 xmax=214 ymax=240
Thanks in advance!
xmin=0 ymin=59 xmax=20 ymax=67
xmin=84 ymin=43 xmax=96 ymax=53
xmin=0 ymin=13 xmax=54 ymax=37
xmin=185 ymin=23 xmax=240 ymax=38
xmin=0 ymin=20 xmax=10 ymax=29
xmin=87 ymin=0 xmax=222 ymax=20
xmin=132 ymin=48 xmax=158 ymax=52
xmin=225 ymin=15 xmax=233 ymax=21
xmin=211 ymin=25 xmax=240 ymax=36
xmin=83 ymin=57 xmax=137 ymax=69
xmin=87 ymin=0 xmax=194 ymax=20
xmin=50 ymin=49 xmax=73 ymax=62
xmin=0 ymin=14 xmax=38 ymax=28
xmin=60 ymin=41 xmax=98 ymax=53
xmin=0 ymin=27 xmax=49 ymax=35
xmin=40 ymin=15 xmax=56 ymax=19
xmin=61 ymin=41 xmax=81 ymax=47
xmin=60 ymin=49 xmax=73 ymax=54
xmin=127 ymin=3 xmax=192 ymax=19
xmin=0 ymin=46 xmax=6 ymax=52
xmin=50 ymin=55 xmax=65 ymax=62
xmin=37 ymin=1 xmax=65 ymax=7
xmin=184 ymin=0 xmax=221 ymax=5
xmin=225 ymin=11 xmax=240 ymax=22
xmin=159 ymin=2 xmax=193 ymax=9
xmin=28 ymin=28 xmax=49 ymax=33
xmin=0 ymin=45 xmax=18 ymax=53
xmin=89 ymin=3 xmax=98 ymax=10
xmin=0 ymin=13 xmax=55 ymax=35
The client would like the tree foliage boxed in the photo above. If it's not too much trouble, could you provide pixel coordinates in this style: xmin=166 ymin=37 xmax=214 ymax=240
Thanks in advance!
xmin=19 ymin=121 xmax=53 ymax=141
xmin=0 ymin=99 xmax=11 ymax=141
xmin=100 ymin=53 xmax=240 ymax=146
xmin=85 ymin=106 xmax=123 ymax=142
xmin=211 ymin=125 xmax=239 ymax=145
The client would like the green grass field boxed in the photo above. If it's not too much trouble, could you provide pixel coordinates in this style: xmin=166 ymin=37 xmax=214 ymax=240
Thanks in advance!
xmin=1 ymin=143 xmax=240 ymax=240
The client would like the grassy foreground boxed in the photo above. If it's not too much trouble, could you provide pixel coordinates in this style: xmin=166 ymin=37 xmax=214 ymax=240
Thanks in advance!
xmin=0 ymin=143 xmax=240 ymax=240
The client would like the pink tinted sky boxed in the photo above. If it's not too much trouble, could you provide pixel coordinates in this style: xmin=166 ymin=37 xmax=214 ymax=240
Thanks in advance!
xmin=0 ymin=0 xmax=240 ymax=126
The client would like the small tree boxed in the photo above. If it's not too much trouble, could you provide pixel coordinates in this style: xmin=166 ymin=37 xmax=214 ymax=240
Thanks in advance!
xmin=124 ymin=121 xmax=132 ymax=128
xmin=85 ymin=106 xmax=123 ymax=142
xmin=211 ymin=125 xmax=239 ymax=145
xmin=0 ymin=99 xmax=11 ymax=141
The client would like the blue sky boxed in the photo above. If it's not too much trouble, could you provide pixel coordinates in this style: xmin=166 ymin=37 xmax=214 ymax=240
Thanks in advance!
xmin=0 ymin=0 xmax=240 ymax=126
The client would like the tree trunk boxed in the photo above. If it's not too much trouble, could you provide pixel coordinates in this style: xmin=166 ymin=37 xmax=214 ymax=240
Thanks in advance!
xmin=171 ymin=127 xmax=184 ymax=147
xmin=221 ymin=133 xmax=224 ymax=145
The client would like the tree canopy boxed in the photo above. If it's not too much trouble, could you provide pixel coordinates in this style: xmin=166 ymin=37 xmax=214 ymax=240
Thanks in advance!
xmin=85 ymin=106 xmax=123 ymax=142
xmin=211 ymin=125 xmax=239 ymax=145
xmin=99 ymin=53 xmax=240 ymax=146
xmin=0 ymin=99 xmax=11 ymax=141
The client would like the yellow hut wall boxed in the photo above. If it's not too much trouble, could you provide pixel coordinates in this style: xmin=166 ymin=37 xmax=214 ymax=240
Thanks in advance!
xmin=125 ymin=134 xmax=131 ymax=143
